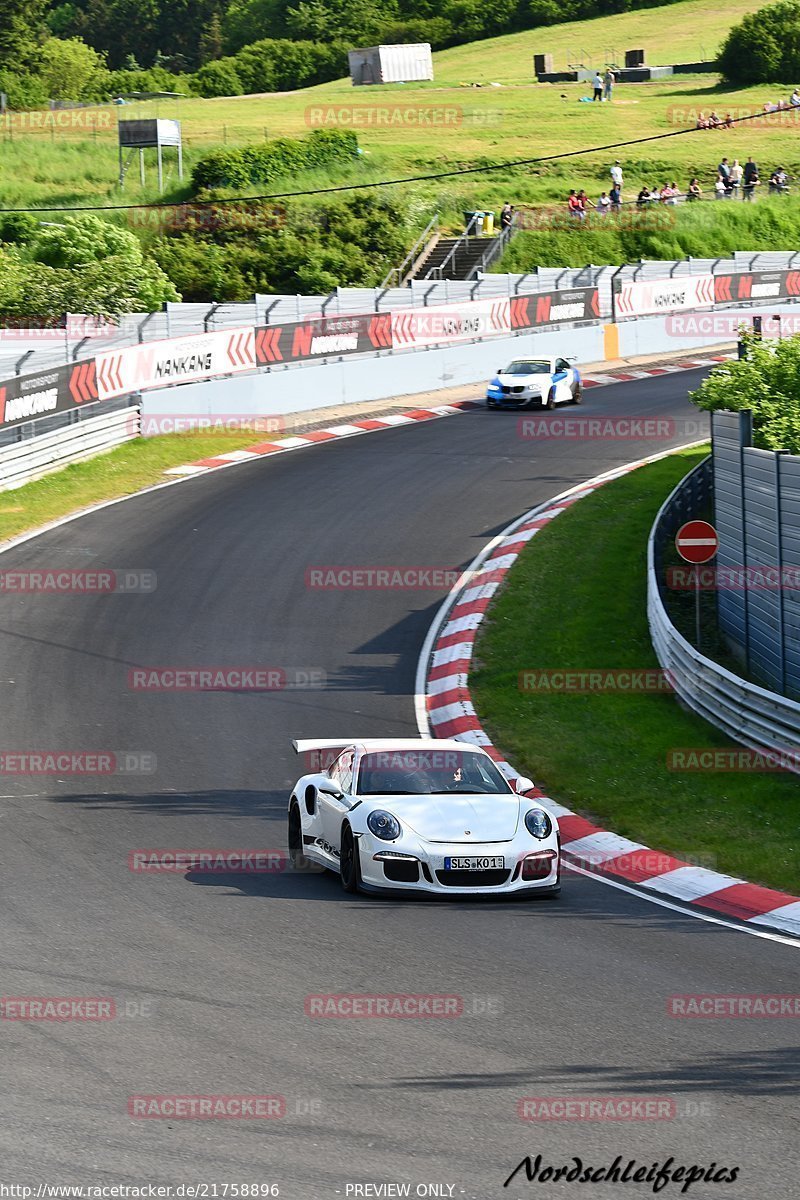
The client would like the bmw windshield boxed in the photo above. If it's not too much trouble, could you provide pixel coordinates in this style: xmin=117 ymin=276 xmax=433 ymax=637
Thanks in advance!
xmin=502 ymin=361 xmax=550 ymax=375
xmin=357 ymin=749 xmax=514 ymax=796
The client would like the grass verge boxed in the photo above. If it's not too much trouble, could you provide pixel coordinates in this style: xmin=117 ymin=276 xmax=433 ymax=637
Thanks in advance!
xmin=470 ymin=446 xmax=800 ymax=894
xmin=0 ymin=431 xmax=264 ymax=544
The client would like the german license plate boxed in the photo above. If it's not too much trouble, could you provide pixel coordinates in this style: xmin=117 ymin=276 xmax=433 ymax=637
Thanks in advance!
xmin=444 ymin=856 xmax=504 ymax=870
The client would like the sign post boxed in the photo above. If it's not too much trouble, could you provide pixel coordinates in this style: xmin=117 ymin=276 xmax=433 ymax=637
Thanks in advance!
xmin=675 ymin=520 xmax=719 ymax=648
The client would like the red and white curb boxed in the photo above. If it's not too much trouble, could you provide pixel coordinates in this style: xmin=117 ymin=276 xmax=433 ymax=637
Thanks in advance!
xmin=416 ymin=447 xmax=800 ymax=943
xmin=581 ymin=353 xmax=733 ymax=388
xmin=163 ymin=403 xmax=481 ymax=476
xmin=162 ymin=354 xmax=734 ymax=478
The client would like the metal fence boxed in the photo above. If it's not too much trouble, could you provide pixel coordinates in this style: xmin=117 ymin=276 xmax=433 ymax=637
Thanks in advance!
xmin=712 ymin=409 xmax=800 ymax=697
xmin=648 ymin=454 xmax=800 ymax=770
xmin=4 ymin=249 xmax=800 ymax=379
xmin=0 ymin=401 xmax=139 ymax=490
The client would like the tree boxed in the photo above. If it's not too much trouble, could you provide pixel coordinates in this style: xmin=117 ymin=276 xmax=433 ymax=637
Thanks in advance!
xmin=38 ymin=37 xmax=111 ymax=100
xmin=691 ymin=333 xmax=800 ymax=453
xmin=719 ymin=1 xmax=800 ymax=84
xmin=0 ymin=0 xmax=48 ymax=69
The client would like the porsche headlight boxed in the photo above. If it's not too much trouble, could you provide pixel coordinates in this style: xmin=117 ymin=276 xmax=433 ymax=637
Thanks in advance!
xmin=367 ymin=810 xmax=401 ymax=841
xmin=524 ymin=809 xmax=552 ymax=839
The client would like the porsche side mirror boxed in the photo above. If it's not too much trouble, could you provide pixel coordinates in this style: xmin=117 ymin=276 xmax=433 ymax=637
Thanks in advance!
xmin=318 ymin=781 xmax=344 ymax=800
xmin=515 ymin=776 xmax=536 ymax=794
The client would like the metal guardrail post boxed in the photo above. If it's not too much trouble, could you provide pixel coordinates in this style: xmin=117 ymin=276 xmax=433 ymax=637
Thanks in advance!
xmin=204 ymin=302 xmax=221 ymax=332
xmin=15 ymin=350 xmax=33 ymax=376
xmin=72 ymin=336 xmax=90 ymax=361
xmin=610 ymin=263 xmax=626 ymax=323
xmin=138 ymin=312 xmax=156 ymax=343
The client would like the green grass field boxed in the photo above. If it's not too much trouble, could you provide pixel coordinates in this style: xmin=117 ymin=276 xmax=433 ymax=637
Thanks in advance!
xmin=1 ymin=0 xmax=794 ymax=224
xmin=470 ymin=448 xmax=800 ymax=894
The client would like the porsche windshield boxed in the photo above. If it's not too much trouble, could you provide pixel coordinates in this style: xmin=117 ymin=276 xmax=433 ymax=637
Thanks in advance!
xmin=502 ymin=360 xmax=550 ymax=375
xmin=357 ymin=749 xmax=514 ymax=795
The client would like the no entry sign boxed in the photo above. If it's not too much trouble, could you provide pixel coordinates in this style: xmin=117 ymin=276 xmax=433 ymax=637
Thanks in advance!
xmin=676 ymin=520 xmax=718 ymax=564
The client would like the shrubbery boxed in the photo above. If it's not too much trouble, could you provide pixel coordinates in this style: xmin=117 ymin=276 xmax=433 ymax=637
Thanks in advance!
xmin=150 ymin=194 xmax=409 ymax=299
xmin=691 ymin=333 xmax=800 ymax=453
xmin=0 ymin=215 xmax=179 ymax=318
xmin=191 ymin=129 xmax=360 ymax=190
xmin=719 ymin=1 xmax=800 ymax=84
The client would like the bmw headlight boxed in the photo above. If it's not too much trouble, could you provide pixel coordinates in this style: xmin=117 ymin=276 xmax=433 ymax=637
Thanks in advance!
xmin=367 ymin=810 xmax=401 ymax=841
xmin=524 ymin=809 xmax=552 ymax=839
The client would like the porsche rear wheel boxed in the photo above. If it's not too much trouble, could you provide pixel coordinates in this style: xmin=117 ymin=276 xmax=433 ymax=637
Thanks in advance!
xmin=570 ymin=383 xmax=582 ymax=405
xmin=340 ymin=824 xmax=361 ymax=893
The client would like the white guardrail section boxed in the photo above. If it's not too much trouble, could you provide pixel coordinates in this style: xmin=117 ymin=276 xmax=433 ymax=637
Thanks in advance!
xmin=0 ymin=406 xmax=139 ymax=491
xmin=648 ymin=463 xmax=800 ymax=770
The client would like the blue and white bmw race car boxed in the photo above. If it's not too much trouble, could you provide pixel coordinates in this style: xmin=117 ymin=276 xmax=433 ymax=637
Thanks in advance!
xmin=486 ymin=356 xmax=582 ymax=410
xmin=288 ymin=738 xmax=560 ymax=897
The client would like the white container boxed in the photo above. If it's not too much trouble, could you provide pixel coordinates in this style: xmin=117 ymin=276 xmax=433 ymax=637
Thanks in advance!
xmin=348 ymin=44 xmax=434 ymax=86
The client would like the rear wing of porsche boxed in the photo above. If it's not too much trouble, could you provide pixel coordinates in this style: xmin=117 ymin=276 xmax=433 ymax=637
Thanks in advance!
xmin=292 ymin=739 xmax=433 ymax=753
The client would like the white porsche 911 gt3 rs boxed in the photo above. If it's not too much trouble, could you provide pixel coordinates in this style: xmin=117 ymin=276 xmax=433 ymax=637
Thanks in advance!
xmin=288 ymin=738 xmax=560 ymax=897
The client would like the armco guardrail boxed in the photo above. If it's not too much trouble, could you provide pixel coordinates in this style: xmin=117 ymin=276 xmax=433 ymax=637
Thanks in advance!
xmin=3 ymin=250 xmax=800 ymax=379
xmin=0 ymin=285 xmax=601 ymax=432
xmin=648 ymin=457 xmax=800 ymax=771
xmin=0 ymin=404 xmax=139 ymax=490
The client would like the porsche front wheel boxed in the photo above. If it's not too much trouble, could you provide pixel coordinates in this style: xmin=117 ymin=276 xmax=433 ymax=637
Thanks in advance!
xmin=339 ymin=825 xmax=361 ymax=893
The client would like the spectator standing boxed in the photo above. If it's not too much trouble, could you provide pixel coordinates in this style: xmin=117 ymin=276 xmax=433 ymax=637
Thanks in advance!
xmin=592 ymin=71 xmax=603 ymax=101
xmin=567 ymin=189 xmax=583 ymax=220
xmin=729 ymin=159 xmax=743 ymax=197
xmin=499 ymin=202 xmax=514 ymax=230
xmin=610 ymin=160 xmax=623 ymax=191
xmin=603 ymin=68 xmax=616 ymax=101
xmin=596 ymin=191 xmax=611 ymax=215
xmin=609 ymin=183 xmax=622 ymax=212
xmin=714 ymin=175 xmax=728 ymax=199
xmin=687 ymin=178 xmax=702 ymax=201
xmin=718 ymin=158 xmax=731 ymax=188
xmin=743 ymin=157 xmax=759 ymax=202
xmin=577 ymin=189 xmax=589 ymax=217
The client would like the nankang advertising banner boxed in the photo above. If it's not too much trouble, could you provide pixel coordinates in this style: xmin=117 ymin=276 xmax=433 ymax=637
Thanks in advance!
xmin=615 ymin=275 xmax=716 ymax=318
xmin=94 ymin=328 xmax=257 ymax=400
xmin=0 ymin=363 xmax=90 ymax=431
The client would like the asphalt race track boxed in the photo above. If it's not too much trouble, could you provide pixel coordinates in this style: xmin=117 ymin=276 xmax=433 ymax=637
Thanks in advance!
xmin=0 ymin=368 xmax=797 ymax=1198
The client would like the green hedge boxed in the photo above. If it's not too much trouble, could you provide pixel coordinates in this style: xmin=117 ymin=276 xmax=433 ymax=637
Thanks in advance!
xmin=191 ymin=129 xmax=360 ymax=191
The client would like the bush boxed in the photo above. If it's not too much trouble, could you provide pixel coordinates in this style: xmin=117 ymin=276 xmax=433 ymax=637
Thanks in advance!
xmin=191 ymin=129 xmax=360 ymax=190
xmin=719 ymin=1 xmax=800 ymax=84
xmin=691 ymin=333 xmax=800 ymax=453
xmin=38 ymin=37 xmax=111 ymax=101
xmin=150 ymin=193 xmax=410 ymax=300
xmin=191 ymin=58 xmax=244 ymax=98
